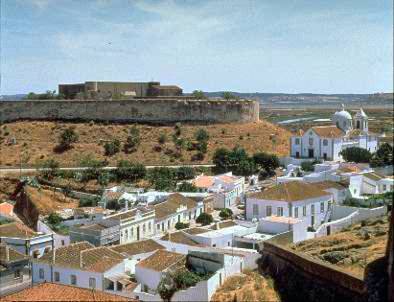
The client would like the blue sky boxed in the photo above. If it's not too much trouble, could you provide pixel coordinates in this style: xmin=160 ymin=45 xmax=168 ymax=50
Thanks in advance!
xmin=1 ymin=0 xmax=392 ymax=94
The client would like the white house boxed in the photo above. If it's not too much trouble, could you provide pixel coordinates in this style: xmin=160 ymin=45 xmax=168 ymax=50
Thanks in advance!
xmin=246 ymin=181 xmax=333 ymax=229
xmin=290 ymin=106 xmax=378 ymax=161
xmin=105 ymin=206 xmax=156 ymax=244
xmin=193 ymin=172 xmax=245 ymax=209
xmin=350 ymin=172 xmax=394 ymax=198
xmin=154 ymin=193 xmax=204 ymax=235
xmin=312 ymin=181 xmax=350 ymax=204
xmin=32 ymin=242 xmax=136 ymax=298
xmin=0 ymin=222 xmax=54 ymax=258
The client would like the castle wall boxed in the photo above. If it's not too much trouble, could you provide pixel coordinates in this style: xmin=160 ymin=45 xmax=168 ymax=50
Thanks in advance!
xmin=0 ymin=99 xmax=259 ymax=124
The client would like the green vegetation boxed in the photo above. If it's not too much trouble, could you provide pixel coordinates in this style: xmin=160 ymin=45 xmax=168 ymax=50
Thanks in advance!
xmin=219 ymin=208 xmax=233 ymax=220
xmin=115 ymin=160 xmax=147 ymax=182
xmin=25 ymin=90 xmax=65 ymax=100
xmin=196 ymin=212 xmax=213 ymax=226
xmin=79 ymin=195 xmax=100 ymax=207
xmin=124 ymin=126 xmax=141 ymax=153
xmin=177 ymin=182 xmax=198 ymax=192
xmin=104 ymin=139 xmax=121 ymax=156
xmin=370 ymin=143 xmax=393 ymax=167
xmin=342 ymin=192 xmax=392 ymax=208
xmin=340 ymin=147 xmax=372 ymax=163
xmin=300 ymin=160 xmax=321 ymax=172
xmin=46 ymin=212 xmax=69 ymax=235
xmin=57 ymin=127 xmax=79 ymax=151
xmin=213 ymin=147 xmax=279 ymax=177
xmin=175 ymin=222 xmax=190 ymax=230
xmin=191 ymin=90 xmax=207 ymax=99
xmin=222 ymin=91 xmax=238 ymax=100
xmin=37 ymin=158 xmax=59 ymax=180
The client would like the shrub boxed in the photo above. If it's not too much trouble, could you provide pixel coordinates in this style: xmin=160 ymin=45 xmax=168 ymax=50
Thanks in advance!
xmin=174 ymin=123 xmax=182 ymax=136
xmin=56 ymin=127 xmax=78 ymax=151
xmin=158 ymin=133 xmax=167 ymax=144
xmin=124 ymin=126 xmax=140 ymax=153
xmin=115 ymin=160 xmax=146 ymax=182
xmin=79 ymin=155 xmax=105 ymax=181
xmin=196 ymin=213 xmax=213 ymax=226
xmin=37 ymin=158 xmax=59 ymax=180
xmin=47 ymin=212 xmax=63 ymax=226
xmin=176 ymin=166 xmax=195 ymax=180
xmin=219 ymin=208 xmax=233 ymax=220
xmin=195 ymin=128 xmax=209 ymax=142
xmin=340 ymin=147 xmax=372 ymax=163
xmin=175 ymin=222 xmax=189 ymax=230
xmin=177 ymin=182 xmax=198 ymax=192
xmin=104 ymin=139 xmax=121 ymax=156
xmin=79 ymin=196 xmax=99 ymax=207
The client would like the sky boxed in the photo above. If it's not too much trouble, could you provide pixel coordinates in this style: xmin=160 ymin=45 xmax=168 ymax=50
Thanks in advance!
xmin=1 ymin=0 xmax=393 ymax=95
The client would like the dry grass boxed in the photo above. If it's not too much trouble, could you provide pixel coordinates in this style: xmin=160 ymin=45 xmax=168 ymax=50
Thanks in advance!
xmin=290 ymin=215 xmax=390 ymax=278
xmin=211 ymin=270 xmax=280 ymax=302
xmin=0 ymin=120 xmax=290 ymax=167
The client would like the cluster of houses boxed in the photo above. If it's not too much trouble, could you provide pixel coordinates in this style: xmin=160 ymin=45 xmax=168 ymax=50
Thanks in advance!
xmin=0 ymin=107 xmax=392 ymax=301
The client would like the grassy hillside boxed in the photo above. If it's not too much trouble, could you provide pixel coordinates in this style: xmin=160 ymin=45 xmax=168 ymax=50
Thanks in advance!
xmin=0 ymin=120 xmax=290 ymax=167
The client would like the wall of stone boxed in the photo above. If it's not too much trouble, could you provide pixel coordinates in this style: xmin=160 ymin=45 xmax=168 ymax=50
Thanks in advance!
xmin=0 ymin=99 xmax=259 ymax=124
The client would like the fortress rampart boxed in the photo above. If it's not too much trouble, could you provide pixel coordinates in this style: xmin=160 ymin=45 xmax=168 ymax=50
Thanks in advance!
xmin=0 ymin=98 xmax=259 ymax=124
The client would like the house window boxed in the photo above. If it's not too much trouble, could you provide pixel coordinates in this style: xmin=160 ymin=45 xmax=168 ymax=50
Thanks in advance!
xmin=131 ymin=227 xmax=134 ymax=238
xmin=61 ymin=240 xmax=65 ymax=246
xmin=70 ymin=275 xmax=77 ymax=285
xmin=277 ymin=207 xmax=283 ymax=216
xmin=252 ymin=204 xmax=259 ymax=217
xmin=289 ymin=206 xmax=292 ymax=217
xmin=143 ymin=224 xmax=146 ymax=232
xmin=125 ymin=229 xmax=128 ymax=239
xmin=295 ymin=138 xmax=300 ymax=145
xmin=39 ymin=268 xmax=44 ymax=279
xmin=383 ymin=185 xmax=387 ymax=191
xmin=54 ymin=271 xmax=60 ymax=282
xmin=323 ymin=139 xmax=328 ymax=146
xmin=89 ymin=277 xmax=96 ymax=289
xmin=303 ymin=206 xmax=307 ymax=216
xmin=14 ymin=269 xmax=21 ymax=279
xmin=309 ymin=138 xmax=313 ymax=146
xmin=328 ymin=201 xmax=332 ymax=210
xmin=266 ymin=206 xmax=272 ymax=216
xmin=148 ymin=222 xmax=152 ymax=231
xmin=320 ymin=202 xmax=324 ymax=213
xmin=294 ymin=207 xmax=299 ymax=218
xmin=311 ymin=204 xmax=315 ymax=214
xmin=167 ymin=220 xmax=170 ymax=229
xmin=157 ymin=224 xmax=160 ymax=230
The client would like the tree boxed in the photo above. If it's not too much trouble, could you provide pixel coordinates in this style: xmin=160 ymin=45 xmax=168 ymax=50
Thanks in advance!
xmin=37 ymin=158 xmax=59 ymax=180
xmin=219 ymin=208 xmax=233 ymax=220
xmin=124 ymin=126 xmax=141 ymax=153
xmin=116 ymin=160 xmax=146 ymax=181
xmin=148 ymin=167 xmax=176 ymax=191
xmin=213 ymin=147 xmax=231 ymax=173
xmin=57 ymin=127 xmax=78 ymax=151
xmin=104 ymin=139 xmax=121 ymax=156
xmin=174 ymin=123 xmax=182 ymax=137
xmin=79 ymin=154 xmax=105 ymax=181
xmin=196 ymin=213 xmax=213 ymax=226
xmin=176 ymin=166 xmax=195 ymax=180
xmin=234 ymin=159 xmax=256 ymax=176
xmin=370 ymin=143 xmax=393 ymax=167
xmin=195 ymin=129 xmax=209 ymax=143
xmin=47 ymin=212 xmax=63 ymax=226
xmin=340 ymin=147 xmax=372 ymax=163
xmin=175 ymin=222 xmax=189 ymax=230
xmin=177 ymin=182 xmax=198 ymax=192
xmin=222 ymin=91 xmax=238 ymax=100
xmin=253 ymin=152 xmax=280 ymax=172
xmin=301 ymin=161 xmax=315 ymax=172
xmin=191 ymin=90 xmax=207 ymax=99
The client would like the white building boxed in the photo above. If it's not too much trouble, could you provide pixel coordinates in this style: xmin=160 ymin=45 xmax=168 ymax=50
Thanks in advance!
xmin=154 ymin=193 xmax=204 ymax=235
xmin=105 ymin=206 xmax=156 ymax=244
xmin=349 ymin=172 xmax=394 ymax=198
xmin=246 ymin=181 xmax=333 ymax=229
xmin=290 ymin=107 xmax=378 ymax=161
xmin=192 ymin=172 xmax=245 ymax=209
xmin=32 ymin=241 xmax=136 ymax=297
xmin=0 ymin=222 xmax=54 ymax=258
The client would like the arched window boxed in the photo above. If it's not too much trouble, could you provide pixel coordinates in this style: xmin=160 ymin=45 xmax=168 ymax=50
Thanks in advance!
xmin=356 ymin=120 xmax=360 ymax=129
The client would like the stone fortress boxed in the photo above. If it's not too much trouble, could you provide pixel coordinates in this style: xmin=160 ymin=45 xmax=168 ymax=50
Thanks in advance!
xmin=0 ymin=81 xmax=259 ymax=124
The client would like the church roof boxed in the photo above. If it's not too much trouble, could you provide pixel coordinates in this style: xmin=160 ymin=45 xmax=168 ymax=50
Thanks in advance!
xmin=355 ymin=108 xmax=368 ymax=118
xmin=333 ymin=109 xmax=352 ymax=120
xmin=311 ymin=126 xmax=344 ymax=138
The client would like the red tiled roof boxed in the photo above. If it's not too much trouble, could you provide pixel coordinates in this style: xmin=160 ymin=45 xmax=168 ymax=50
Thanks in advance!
xmin=0 ymin=222 xmax=37 ymax=239
xmin=311 ymin=126 xmax=344 ymax=138
xmin=0 ymin=202 xmax=13 ymax=216
xmin=137 ymin=250 xmax=185 ymax=272
xmin=0 ymin=282 xmax=134 ymax=301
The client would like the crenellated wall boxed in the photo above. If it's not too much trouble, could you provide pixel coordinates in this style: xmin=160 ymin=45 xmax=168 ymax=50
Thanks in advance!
xmin=0 ymin=98 xmax=259 ymax=123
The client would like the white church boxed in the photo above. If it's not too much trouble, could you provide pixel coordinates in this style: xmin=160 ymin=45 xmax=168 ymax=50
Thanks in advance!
xmin=290 ymin=106 xmax=378 ymax=161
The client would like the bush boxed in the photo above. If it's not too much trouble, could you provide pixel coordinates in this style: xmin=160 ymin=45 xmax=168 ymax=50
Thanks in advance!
xmin=177 ymin=182 xmax=198 ymax=192
xmin=124 ymin=126 xmax=140 ymax=153
xmin=176 ymin=166 xmax=195 ymax=180
xmin=301 ymin=161 xmax=315 ymax=172
xmin=340 ymin=147 xmax=372 ymax=163
xmin=37 ymin=158 xmax=59 ymax=180
xmin=47 ymin=212 xmax=63 ymax=226
xmin=104 ymin=139 xmax=121 ymax=156
xmin=79 ymin=155 xmax=105 ymax=182
xmin=219 ymin=208 xmax=233 ymax=220
xmin=115 ymin=160 xmax=146 ymax=182
xmin=79 ymin=196 xmax=99 ymax=207
xmin=195 ymin=129 xmax=209 ymax=142
xmin=175 ymin=222 xmax=189 ymax=230
xmin=158 ymin=133 xmax=167 ymax=144
xmin=172 ymin=270 xmax=204 ymax=289
xmin=196 ymin=213 xmax=213 ymax=226
xmin=106 ymin=199 xmax=121 ymax=210
xmin=174 ymin=123 xmax=182 ymax=136
xmin=56 ymin=127 xmax=78 ymax=151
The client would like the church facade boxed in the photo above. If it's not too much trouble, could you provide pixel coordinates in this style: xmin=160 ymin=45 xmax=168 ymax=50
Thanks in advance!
xmin=290 ymin=106 xmax=378 ymax=161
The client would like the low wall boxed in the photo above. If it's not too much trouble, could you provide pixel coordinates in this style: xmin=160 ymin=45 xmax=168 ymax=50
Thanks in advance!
xmin=0 ymin=99 xmax=259 ymax=124
xmin=260 ymin=240 xmax=367 ymax=301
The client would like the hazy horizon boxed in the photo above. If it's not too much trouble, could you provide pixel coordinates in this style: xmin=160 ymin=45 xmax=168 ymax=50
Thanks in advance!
xmin=1 ymin=0 xmax=393 ymax=95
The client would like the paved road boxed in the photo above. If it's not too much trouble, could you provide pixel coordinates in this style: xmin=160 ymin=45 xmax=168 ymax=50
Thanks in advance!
xmin=0 ymin=164 xmax=216 ymax=176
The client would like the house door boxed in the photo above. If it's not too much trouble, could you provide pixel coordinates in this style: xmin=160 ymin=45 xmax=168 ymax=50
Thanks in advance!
xmin=308 ymin=149 xmax=314 ymax=158
xmin=311 ymin=215 xmax=315 ymax=226
xmin=323 ymin=153 xmax=327 ymax=160
xmin=327 ymin=225 xmax=331 ymax=236
xmin=296 ymin=151 xmax=300 ymax=158
xmin=137 ymin=226 xmax=140 ymax=241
